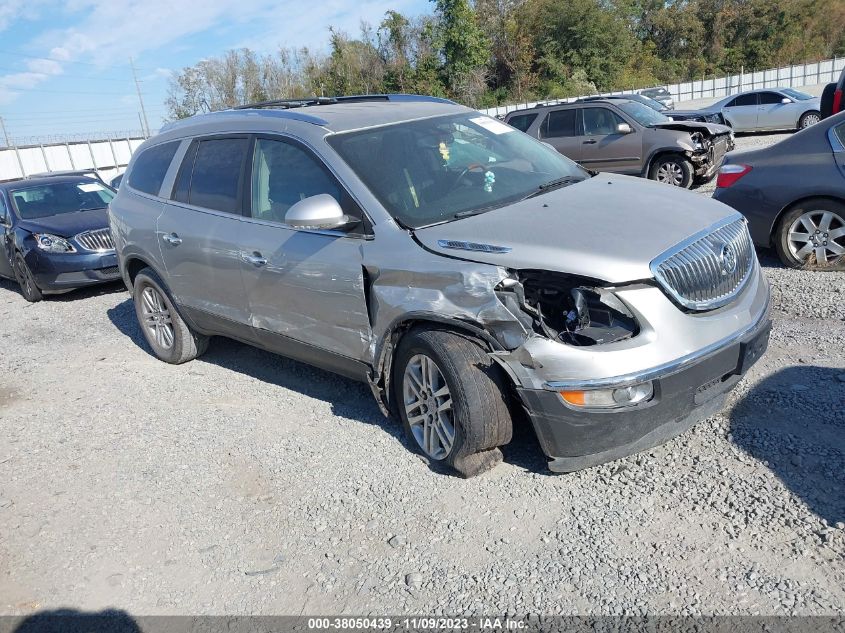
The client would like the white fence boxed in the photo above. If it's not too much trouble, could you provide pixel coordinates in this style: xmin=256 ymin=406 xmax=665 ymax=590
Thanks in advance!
xmin=0 ymin=136 xmax=147 ymax=183
xmin=480 ymin=56 xmax=845 ymax=118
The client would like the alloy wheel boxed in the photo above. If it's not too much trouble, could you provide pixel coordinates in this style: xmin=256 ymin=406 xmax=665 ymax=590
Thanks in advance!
xmin=656 ymin=162 xmax=684 ymax=186
xmin=14 ymin=257 xmax=36 ymax=298
xmin=140 ymin=285 xmax=175 ymax=350
xmin=787 ymin=210 xmax=845 ymax=266
xmin=402 ymin=353 xmax=455 ymax=460
xmin=800 ymin=113 xmax=820 ymax=128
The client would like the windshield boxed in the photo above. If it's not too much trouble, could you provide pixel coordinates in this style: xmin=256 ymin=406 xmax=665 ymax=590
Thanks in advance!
xmin=634 ymin=94 xmax=667 ymax=111
xmin=781 ymin=88 xmax=814 ymax=101
xmin=10 ymin=180 xmax=115 ymax=219
xmin=327 ymin=113 xmax=588 ymax=228
xmin=616 ymin=101 xmax=671 ymax=126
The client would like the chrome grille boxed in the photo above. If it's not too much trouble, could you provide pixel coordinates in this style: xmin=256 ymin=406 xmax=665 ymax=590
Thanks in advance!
xmin=75 ymin=228 xmax=114 ymax=252
xmin=650 ymin=215 xmax=755 ymax=311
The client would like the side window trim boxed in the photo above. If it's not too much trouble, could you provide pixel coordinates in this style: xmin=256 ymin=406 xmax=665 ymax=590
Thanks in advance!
xmin=246 ymin=132 xmax=373 ymax=237
xmin=158 ymin=138 xmax=193 ymax=198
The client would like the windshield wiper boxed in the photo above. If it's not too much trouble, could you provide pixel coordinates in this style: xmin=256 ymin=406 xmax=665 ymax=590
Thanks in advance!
xmin=521 ymin=176 xmax=584 ymax=200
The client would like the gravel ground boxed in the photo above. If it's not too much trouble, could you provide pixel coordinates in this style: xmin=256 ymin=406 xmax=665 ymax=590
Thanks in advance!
xmin=1 ymin=131 xmax=843 ymax=618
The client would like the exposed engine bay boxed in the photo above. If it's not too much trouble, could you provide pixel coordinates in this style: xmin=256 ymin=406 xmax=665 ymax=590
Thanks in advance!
xmin=496 ymin=270 xmax=639 ymax=347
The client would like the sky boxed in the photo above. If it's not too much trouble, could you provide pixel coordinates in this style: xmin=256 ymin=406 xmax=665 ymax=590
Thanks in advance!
xmin=0 ymin=0 xmax=430 ymax=145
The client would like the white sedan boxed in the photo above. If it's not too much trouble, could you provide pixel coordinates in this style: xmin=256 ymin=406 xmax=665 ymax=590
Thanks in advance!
xmin=703 ymin=88 xmax=821 ymax=132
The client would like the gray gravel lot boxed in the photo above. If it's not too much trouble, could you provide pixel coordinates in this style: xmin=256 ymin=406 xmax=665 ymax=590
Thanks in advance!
xmin=1 ymin=131 xmax=843 ymax=617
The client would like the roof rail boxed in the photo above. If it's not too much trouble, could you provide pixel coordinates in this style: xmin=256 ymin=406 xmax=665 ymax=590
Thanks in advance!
xmin=233 ymin=94 xmax=453 ymax=110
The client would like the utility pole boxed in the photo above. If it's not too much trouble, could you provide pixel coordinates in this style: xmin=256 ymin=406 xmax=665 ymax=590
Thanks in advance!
xmin=0 ymin=116 xmax=10 ymax=147
xmin=130 ymin=57 xmax=150 ymax=137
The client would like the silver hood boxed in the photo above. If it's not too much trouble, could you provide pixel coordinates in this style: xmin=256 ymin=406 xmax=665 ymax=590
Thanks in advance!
xmin=413 ymin=174 xmax=737 ymax=283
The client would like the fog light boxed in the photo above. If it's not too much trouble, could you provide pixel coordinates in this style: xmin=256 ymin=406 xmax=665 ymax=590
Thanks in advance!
xmin=559 ymin=381 xmax=653 ymax=409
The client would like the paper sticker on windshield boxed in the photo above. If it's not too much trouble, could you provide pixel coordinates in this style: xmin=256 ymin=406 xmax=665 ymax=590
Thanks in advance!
xmin=78 ymin=183 xmax=103 ymax=193
xmin=470 ymin=116 xmax=514 ymax=135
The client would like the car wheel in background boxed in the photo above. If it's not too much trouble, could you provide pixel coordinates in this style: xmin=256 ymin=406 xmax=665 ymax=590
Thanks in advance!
xmin=13 ymin=254 xmax=43 ymax=303
xmin=132 ymin=267 xmax=209 ymax=363
xmin=798 ymin=111 xmax=821 ymax=129
xmin=649 ymin=154 xmax=693 ymax=188
xmin=392 ymin=328 xmax=512 ymax=478
xmin=775 ymin=200 xmax=845 ymax=270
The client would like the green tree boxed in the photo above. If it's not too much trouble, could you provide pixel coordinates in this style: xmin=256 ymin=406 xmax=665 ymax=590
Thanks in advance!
xmin=432 ymin=0 xmax=491 ymax=104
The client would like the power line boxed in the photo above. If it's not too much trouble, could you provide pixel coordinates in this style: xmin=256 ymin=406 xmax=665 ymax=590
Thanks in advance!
xmin=0 ymin=66 xmax=137 ymax=82
xmin=0 ymin=49 xmax=157 ymax=71
xmin=0 ymin=87 xmax=136 ymax=95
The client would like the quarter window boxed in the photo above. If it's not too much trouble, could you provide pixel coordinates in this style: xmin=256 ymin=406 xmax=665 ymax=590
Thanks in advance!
xmin=127 ymin=141 xmax=180 ymax=196
xmin=250 ymin=138 xmax=342 ymax=223
xmin=0 ymin=194 xmax=8 ymax=224
xmin=507 ymin=113 xmax=539 ymax=133
xmin=187 ymin=137 xmax=250 ymax=213
xmin=834 ymin=122 xmax=845 ymax=147
xmin=582 ymin=108 xmax=626 ymax=135
xmin=542 ymin=109 xmax=577 ymax=138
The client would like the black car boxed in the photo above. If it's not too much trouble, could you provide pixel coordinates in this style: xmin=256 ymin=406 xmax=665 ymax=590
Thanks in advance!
xmin=821 ymin=66 xmax=845 ymax=119
xmin=0 ymin=175 xmax=122 ymax=301
xmin=666 ymin=109 xmax=728 ymax=125
xmin=713 ymin=110 xmax=845 ymax=270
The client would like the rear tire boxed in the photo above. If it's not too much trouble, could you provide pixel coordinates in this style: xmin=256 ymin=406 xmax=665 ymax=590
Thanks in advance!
xmin=13 ymin=253 xmax=42 ymax=303
xmin=133 ymin=267 xmax=208 ymax=363
xmin=649 ymin=154 xmax=693 ymax=188
xmin=798 ymin=110 xmax=820 ymax=130
xmin=774 ymin=199 xmax=845 ymax=270
xmin=392 ymin=328 xmax=513 ymax=478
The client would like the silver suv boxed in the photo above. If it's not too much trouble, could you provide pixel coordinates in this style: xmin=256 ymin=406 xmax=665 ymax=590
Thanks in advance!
xmin=110 ymin=95 xmax=771 ymax=477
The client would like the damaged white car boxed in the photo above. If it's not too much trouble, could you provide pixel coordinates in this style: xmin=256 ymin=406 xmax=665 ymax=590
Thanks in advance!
xmin=110 ymin=95 xmax=771 ymax=477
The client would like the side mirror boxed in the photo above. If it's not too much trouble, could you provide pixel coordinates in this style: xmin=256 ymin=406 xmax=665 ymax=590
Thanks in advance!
xmin=616 ymin=123 xmax=633 ymax=134
xmin=781 ymin=97 xmax=793 ymax=104
xmin=284 ymin=194 xmax=358 ymax=231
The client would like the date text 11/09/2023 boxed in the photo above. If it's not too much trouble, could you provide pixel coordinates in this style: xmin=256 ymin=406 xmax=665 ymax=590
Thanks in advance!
xmin=306 ymin=617 xmax=527 ymax=630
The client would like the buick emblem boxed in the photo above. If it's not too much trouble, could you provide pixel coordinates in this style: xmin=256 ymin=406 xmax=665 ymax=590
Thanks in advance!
xmin=719 ymin=243 xmax=738 ymax=275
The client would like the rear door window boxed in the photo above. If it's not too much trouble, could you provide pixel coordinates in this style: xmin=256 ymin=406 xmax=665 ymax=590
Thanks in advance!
xmin=507 ymin=113 xmax=538 ymax=133
xmin=759 ymin=92 xmax=784 ymax=105
xmin=127 ymin=141 xmax=180 ymax=196
xmin=0 ymin=193 xmax=8 ymax=224
xmin=184 ymin=137 xmax=250 ymax=213
xmin=727 ymin=94 xmax=758 ymax=107
xmin=542 ymin=109 xmax=577 ymax=138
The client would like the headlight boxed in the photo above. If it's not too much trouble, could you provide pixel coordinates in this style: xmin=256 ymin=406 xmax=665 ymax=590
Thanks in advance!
xmin=558 ymin=382 xmax=654 ymax=409
xmin=34 ymin=233 xmax=76 ymax=253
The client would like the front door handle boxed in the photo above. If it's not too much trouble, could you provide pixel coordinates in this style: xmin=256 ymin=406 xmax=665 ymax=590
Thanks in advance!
xmin=583 ymin=139 xmax=597 ymax=144
xmin=161 ymin=233 xmax=182 ymax=246
xmin=241 ymin=252 xmax=267 ymax=267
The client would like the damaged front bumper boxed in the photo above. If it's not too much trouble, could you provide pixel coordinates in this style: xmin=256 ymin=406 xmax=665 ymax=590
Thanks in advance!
xmin=518 ymin=306 xmax=770 ymax=472
xmin=493 ymin=266 xmax=770 ymax=472
xmin=690 ymin=133 xmax=734 ymax=179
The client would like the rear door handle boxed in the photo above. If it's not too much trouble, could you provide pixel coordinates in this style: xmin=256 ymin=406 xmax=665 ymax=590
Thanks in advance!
xmin=161 ymin=233 xmax=182 ymax=245
xmin=241 ymin=252 xmax=267 ymax=267
xmin=583 ymin=139 xmax=597 ymax=144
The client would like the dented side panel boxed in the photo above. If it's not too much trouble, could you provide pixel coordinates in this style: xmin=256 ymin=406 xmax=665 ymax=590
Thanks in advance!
xmin=239 ymin=219 xmax=373 ymax=361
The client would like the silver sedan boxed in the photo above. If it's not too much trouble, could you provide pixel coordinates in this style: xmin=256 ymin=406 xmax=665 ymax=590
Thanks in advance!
xmin=707 ymin=88 xmax=821 ymax=132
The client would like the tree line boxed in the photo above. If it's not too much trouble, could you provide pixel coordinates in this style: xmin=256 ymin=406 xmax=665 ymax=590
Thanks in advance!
xmin=166 ymin=0 xmax=845 ymax=119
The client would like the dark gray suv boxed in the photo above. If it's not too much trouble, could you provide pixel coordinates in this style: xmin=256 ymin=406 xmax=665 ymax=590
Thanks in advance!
xmin=110 ymin=95 xmax=770 ymax=477
xmin=505 ymin=99 xmax=733 ymax=188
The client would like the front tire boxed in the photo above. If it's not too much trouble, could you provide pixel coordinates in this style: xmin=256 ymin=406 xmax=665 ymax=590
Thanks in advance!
xmin=392 ymin=328 xmax=512 ymax=477
xmin=13 ymin=253 xmax=42 ymax=303
xmin=649 ymin=154 xmax=693 ymax=188
xmin=774 ymin=200 xmax=845 ymax=270
xmin=798 ymin=111 xmax=820 ymax=130
xmin=133 ymin=267 xmax=208 ymax=363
